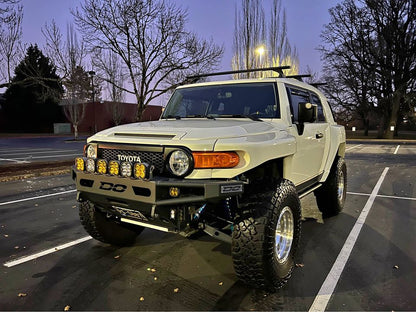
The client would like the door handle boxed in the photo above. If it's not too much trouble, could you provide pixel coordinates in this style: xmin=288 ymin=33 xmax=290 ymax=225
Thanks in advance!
xmin=316 ymin=132 xmax=324 ymax=139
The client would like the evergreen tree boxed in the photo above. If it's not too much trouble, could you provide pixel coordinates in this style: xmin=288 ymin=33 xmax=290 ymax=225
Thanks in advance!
xmin=3 ymin=44 xmax=64 ymax=132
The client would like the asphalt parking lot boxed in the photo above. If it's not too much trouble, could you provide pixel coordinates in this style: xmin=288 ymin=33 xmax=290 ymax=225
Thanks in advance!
xmin=0 ymin=142 xmax=415 ymax=311
xmin=0 ymin=136 xmax=85 ymax=165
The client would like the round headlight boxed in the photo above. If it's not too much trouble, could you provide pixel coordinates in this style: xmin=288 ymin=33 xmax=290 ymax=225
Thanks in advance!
xmin=168 ymin=150 xmax=192 ymax=176
xmin=86 ymin=144 xmax=97 ymax=159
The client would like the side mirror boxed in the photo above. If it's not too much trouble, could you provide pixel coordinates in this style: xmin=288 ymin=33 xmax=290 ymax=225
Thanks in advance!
xmin=298 ymin=102 xmax=317 ymax=123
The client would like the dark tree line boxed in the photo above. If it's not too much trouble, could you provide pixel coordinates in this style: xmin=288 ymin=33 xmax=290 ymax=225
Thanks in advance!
xmin=320 ymin=0 xmax=416 ymax=138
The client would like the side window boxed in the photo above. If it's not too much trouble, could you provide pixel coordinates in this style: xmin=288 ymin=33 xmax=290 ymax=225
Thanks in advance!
xmin=310 ymin=93 xmax=326 ymax=122
xmin=286 ymin=87 xmax=310 ymax=122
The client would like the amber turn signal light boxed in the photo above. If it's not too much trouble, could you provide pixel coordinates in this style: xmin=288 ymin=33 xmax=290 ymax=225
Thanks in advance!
xmin=192 ymin=152 xmax=239 ymax=169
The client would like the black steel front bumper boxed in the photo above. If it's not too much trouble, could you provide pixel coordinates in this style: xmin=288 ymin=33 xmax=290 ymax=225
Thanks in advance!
xmin=73 ymin=168 xmax=243 ymax=205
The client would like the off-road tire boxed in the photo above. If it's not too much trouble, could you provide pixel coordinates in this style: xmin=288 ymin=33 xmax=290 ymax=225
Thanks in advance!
xmin=232 ymin=179 xmax=301 ymax=292
xmin=314 ymin=157 xmax=347 ymax=218
xmin=79 ymin=200 xmax=143 ymax=246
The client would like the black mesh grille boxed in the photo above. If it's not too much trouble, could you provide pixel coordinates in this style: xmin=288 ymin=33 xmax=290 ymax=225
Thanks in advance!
xmin=99 ymin=149 xmax=164 ymax=173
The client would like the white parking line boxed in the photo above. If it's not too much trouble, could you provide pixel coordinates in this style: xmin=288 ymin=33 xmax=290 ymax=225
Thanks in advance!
xmin=309 ymin=167 xmax=389 ymax=312
xmin=0 ymin=189 xmax=76 ymax=207
xmin=346 ymin=144 xmax=363 ymax=152
xmin=0 ymin=158 xmax=29 ymax=164
xmin=348 ymin=191 xmax=416 ymax=201
xmin=3 ymin=236 xmax=92 ymax=268
xmin=393 ymin=145 xmax=400 ymax=154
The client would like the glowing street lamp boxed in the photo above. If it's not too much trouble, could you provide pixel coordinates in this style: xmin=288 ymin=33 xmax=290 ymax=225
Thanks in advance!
xmin=255 ymin=45 xmax=265 ymax=67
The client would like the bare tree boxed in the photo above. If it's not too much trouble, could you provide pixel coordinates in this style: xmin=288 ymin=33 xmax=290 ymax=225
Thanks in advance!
xmin=0 ymin=0 xmax=23 ymax=87
xmin=268 ymin=0 xmax=296 ymax=69
xmin=61 ymin=66 xmax=91 ymax=139
xmin=43 ymin=21 xmax=93 ymax=138
xmin=73 ymin=0 xmax=224 ymax=121
xmin=232 ymin=0 xmax=265 ymax=78
xmin=101 ymin=50 xmax=125 ymax=125
xmin=42 ymin=21 xmax=87 ymax=80
xmin=321 ymin=0 xmax=416 ymax=138
xmin=62 ymin=98 xmax=86 ymax=140
xmin=232 ymin=0 xmax=298 ymax=79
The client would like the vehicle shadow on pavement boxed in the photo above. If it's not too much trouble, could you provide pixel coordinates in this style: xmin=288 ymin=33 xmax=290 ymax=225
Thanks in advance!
xmin=2 ymin=212 xmax=414 ymax=311
xmin=212 ymin=210 xmax=415 ymax=311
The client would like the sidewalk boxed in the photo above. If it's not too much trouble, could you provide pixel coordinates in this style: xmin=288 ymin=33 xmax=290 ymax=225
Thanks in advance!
xmin=0 ymin=160 xmax=73 ymax=182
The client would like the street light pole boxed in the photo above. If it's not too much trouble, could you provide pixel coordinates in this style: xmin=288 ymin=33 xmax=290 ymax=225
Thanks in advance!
xmin=88 ymin=70 xmax=96 ymax=133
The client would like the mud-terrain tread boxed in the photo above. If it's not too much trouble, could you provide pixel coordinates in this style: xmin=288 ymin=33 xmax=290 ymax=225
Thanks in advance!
xmin=79 ymin=201 xmax=142 ymax=246
xmin=315 ymin=157 xmax=347 ymax=218
xmin=232 ymin=179 xmax=301 ymax=291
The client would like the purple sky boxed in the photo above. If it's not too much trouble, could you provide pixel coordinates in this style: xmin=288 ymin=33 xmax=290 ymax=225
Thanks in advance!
xmin=20 ymin=0 xmax=340 ymax=102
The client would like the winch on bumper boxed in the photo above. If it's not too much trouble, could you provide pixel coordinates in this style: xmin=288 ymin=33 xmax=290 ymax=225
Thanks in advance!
xmin=72 ymin=168 xmax=244 ymax=234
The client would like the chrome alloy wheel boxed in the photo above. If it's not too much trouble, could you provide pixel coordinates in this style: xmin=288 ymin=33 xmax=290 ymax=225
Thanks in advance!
xmin=274 ymin=206 xmax=294 ymax=263
xmin=338 ymin=171 xmax=345 ymax=202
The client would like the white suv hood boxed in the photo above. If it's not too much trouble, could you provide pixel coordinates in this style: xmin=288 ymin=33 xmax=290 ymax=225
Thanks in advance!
xmin=93 ymin=119 xmax=282 ymax=139
xmin=89 ymin=119 xmax=288 ymax=151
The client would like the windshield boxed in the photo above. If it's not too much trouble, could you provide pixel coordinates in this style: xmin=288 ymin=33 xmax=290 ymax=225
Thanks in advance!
xmin=162 ymin=83 xmax=279 ymax=119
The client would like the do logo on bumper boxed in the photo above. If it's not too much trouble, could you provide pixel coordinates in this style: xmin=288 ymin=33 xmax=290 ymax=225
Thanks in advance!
xmin=99 ymin=182 xmax=127 ymax=193
xmin=221 ymin=184 xmax=243 ymax=194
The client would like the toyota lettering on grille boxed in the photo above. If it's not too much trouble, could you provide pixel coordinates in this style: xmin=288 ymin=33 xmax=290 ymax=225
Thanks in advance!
xmin=117 ymin=154 xmax=141 ymax=162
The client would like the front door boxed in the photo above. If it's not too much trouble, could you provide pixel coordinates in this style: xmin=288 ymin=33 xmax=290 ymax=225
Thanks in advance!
xmin=285 ymin=86 xmax=329 ymax=188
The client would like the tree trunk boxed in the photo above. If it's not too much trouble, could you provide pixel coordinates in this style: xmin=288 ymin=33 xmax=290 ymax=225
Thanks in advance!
xmin=377 ymin=117 xmax=386 ymax=139
xmin=363 ymin=118 xmax=369 ymax=136
xmin=384 ymin=93 xmax=401 ymax=139
xmin=73 ymin=124 xmax=79 ymax=140
xmin=136 ymin=96 xmax=145 ymax=121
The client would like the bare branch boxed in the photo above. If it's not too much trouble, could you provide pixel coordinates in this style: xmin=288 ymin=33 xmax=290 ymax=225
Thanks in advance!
xmin=73 ymin=0 xmax=223 ymax=120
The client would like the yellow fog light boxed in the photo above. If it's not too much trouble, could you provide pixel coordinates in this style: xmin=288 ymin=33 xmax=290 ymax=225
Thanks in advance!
xmin=120 ymin=162 xmax=132 ymax=177
xmin=109 ymin=160 xmax=120 ymax=175
xmin=96 ymin=159 xmax=107 ymax=174
xmin=75 ymin=157 xmax=85 ymax=171
xmin=134 ymin=162 xmax=150 ymax=179
xmin=169 ymin=187 xmax=180 ymax=198
xmin=86 ymin=158 xmax=95 ymax=173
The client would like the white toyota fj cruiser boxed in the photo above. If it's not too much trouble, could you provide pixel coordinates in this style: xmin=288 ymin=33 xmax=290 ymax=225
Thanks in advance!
xmin=72 ymin=67 xmax=346 ymax=291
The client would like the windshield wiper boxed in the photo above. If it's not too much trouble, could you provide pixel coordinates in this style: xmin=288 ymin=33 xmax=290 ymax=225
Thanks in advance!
xmin=186 ymin=114 xmax=216 ymax=120
xmin=163 ymin=115 xmax=181 ymax=120
xmin=220 ymin=114 xmax=263 ymax=121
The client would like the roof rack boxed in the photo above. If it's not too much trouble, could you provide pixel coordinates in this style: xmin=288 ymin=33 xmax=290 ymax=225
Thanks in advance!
xmin=286 ymin=74 xmax=312 ymax=82
xmin=186 ymin=66 xmax=291 ymax=82
xmin=310 ymin=82 xmax=327 ymax=88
